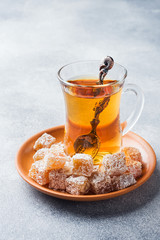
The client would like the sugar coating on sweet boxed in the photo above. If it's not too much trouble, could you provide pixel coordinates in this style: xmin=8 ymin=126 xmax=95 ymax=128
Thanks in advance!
xmin=33 ymin=148 xmax=50 ymax=162
xmin=65 ymin=176 xmax=90 ymax=195
xmin=43 ymin=152 xmax=66 ymax=170
xmin=33 ymin=133 xmax=56 ymax=151
xmin=90 ymin=164 xmax=101 ymax=178
xmin=126 ymin=157 xmax=142 ymax=178
xmin=50 ymin=142 xmax=66 ymax=157
xmin=111 ymin=173 xmax=136 ymax=191
xmin=90 ymin=172 xmax=112 ymax=194
xmin=28 ymin=160 xmax=49 ymax=185
xmin=93 ymin=165 xmax=100 ymax=173
xmin=49 ymin=169 xmax=67 ymax=190
xmin=72 ymin=153 xmax=93 ymax=177
xmin=122 ymin=147 xmax=142 ymax=162
xmin=102 ymin=152 xmax=127 ymax=176
xmin=63 ymin=160 xmax=73 ymax=176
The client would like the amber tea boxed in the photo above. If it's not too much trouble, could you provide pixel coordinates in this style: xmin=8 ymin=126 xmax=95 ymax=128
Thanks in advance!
xmin=63 ymin=78 xmax=122 ymax=163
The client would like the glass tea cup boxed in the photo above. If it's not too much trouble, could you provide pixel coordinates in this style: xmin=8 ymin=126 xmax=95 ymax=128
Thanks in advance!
xmin=58 ymin=60 xmax=144 ymax=163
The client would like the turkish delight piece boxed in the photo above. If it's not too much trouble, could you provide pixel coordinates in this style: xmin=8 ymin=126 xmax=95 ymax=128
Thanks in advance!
xmin=33 ymin=148 xmax=50 ymax=162
xmin=50 ymin=142 xmax=66 ymax=157
xmin=111 ymin=173 xmax=136 ymax=191
xmin=102 ymin=152 xmax=127 ymax=176
xmin=72 ymin=153 xmax=93 ymax=177
xmin=122 ymin=147 xmax=142 ymax=163
xmin=43 ymin=152 xmax=66 ymax=170
xmin=49 ymin=169 xmax=67 ymax=190
xmin=33 ymin=133 xmax=56 ymax=151
xmin=126 ymin=157 xmax=142 ymax=178
xmin=90 ymin=172 xmax=112 ymax=194
xmin=65 ymin=176 xmax=90 ymax=195
xmin=50 ymin=142 xmax=72 ymax=163
xmin=28 ymin=160 xmax=49 ymax=185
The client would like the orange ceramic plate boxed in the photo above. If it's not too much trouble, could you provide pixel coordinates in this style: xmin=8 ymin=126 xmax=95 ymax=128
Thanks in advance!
xmin=16 ymin=125 xmax=156 ymax=201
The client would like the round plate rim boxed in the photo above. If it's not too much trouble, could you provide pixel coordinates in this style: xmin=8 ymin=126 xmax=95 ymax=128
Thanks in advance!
xmin=15 ymin=125 xmax=156 ymax=201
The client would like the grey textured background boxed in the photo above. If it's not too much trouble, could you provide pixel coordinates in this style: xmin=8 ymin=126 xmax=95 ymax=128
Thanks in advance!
xmin=1 ymin=0 xmax=160 ymax=239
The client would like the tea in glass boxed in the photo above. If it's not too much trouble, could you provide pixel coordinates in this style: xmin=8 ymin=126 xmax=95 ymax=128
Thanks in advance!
xmin=58 ymin=60 xmax=144 ymax=164
xmin=63 ymin=78 xmax=122 ymax=163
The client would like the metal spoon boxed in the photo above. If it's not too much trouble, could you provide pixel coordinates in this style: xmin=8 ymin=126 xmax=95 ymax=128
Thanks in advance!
xmin=73 ymin=56 xmax=114 ymax=158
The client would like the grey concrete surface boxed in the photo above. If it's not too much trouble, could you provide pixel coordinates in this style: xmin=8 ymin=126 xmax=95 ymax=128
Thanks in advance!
xmin=0 ymin=0 xmax=160 ymax=239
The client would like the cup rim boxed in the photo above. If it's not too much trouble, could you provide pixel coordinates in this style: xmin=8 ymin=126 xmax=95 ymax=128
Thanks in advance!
xmin=57 ymin=60 xmax=127 ymax=88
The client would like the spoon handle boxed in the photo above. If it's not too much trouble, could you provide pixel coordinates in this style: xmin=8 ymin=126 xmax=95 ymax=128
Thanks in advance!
xmin=90 ymin=97 xmax=110 ymax=133
xmin=99 ymin=56 xmax=114 ymax=84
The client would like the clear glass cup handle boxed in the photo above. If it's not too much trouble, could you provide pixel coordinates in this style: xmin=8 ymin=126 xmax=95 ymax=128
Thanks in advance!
xmin=121 ymin=83 xmax=144 ymax=135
